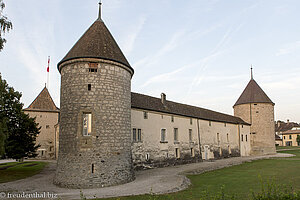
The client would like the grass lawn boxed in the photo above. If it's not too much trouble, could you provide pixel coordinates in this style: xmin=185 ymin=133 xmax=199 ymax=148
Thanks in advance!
xmin=100 ymin=149 xmax=300 ymax=200
xmin=0 ymin=161 xmax=47 ymax=183
xmin=276 ymin=145 xmax=300 ymax=150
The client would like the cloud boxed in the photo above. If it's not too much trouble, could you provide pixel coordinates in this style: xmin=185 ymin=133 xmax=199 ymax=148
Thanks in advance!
xmin=276 ymin=41 xmax=300 ymax=56
xmin=133 ymin=29 xmax=187 ymax=69
xmin=122 ymin=15 xmax=146 ymax=56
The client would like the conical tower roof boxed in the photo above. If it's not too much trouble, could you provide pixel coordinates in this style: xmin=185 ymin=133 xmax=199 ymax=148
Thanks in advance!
xmin=24 ymin=86 xmax=59 ymax=112
xmin=57 ymin=18 xmax=132 ymax=72
xmin=234 ymin=79 xmax=274 ymax=107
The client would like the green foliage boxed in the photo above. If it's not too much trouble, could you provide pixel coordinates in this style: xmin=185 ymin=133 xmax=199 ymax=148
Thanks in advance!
xmin=0 ymin=0 xmax=12 ymax=51
xmin=297 ymin=135 xmax=300 ymax=146
xmin=252 ymin=179 xmax=300 ymax=200
xmin=0 ymin=74 xmax=40 ymax=159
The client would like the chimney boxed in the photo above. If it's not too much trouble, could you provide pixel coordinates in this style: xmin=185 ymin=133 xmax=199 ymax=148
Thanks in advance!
xmin=287 ymin=119 xmax=290 ymax=124
xmin=277 ymin=121 xmax=281 ymax=127
xmin=161 ymin=93 xmax=166 ymax=104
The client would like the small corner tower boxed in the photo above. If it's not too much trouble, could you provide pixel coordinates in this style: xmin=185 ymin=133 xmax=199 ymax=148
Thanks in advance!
xmin=54 ymin=2 xmax=134 ymax=188
xmin=233 ymin=68 xmax=276 ymax=155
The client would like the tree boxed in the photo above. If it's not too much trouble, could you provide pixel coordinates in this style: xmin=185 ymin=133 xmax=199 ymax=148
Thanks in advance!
xmin=0 ymin=74 xmax=40 ymax=160
xmin=0 ymin=0 xmax=12 ymax=51
xmin=297 ymin=135 xmax=300 ymax=146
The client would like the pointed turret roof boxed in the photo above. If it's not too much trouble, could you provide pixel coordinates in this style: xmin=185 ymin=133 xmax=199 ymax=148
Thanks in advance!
xmin=57 ymin=13 xmax=132 ymax=72
xmin=234 ymin=79 xmax=274 ymax=107
xmin=24 ymin=86 xmax=59 ymax=112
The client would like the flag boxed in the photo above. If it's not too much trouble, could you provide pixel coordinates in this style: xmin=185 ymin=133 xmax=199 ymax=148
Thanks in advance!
xmin=47 ymin=56 xmax=50 ymax=72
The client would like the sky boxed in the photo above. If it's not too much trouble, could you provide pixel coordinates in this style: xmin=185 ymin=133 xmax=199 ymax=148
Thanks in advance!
xmin=1 ymin=0 xmax=300 ymax=122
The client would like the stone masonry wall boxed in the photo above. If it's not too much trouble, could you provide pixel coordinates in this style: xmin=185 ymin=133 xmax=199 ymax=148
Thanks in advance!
xmin=25 ymin=110 xmax=59 ymax=159
xmin=54 ymin=58 xmax=134 ymax=188
xmin=234 ymin=103 xmax=276 ymax=155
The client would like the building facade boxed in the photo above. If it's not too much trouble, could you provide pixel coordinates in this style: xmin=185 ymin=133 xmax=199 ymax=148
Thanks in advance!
xmin=281 ymin=128 xmax=300 ymax=146
xmin=24 ymin=87 xmax=59 ymax=159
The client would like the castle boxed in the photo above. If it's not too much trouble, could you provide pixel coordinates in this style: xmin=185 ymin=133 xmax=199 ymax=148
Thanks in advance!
xmin=25 ymin=3 xmax=276 ymax=188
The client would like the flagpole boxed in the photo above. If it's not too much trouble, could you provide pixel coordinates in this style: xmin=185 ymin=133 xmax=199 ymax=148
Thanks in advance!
xmin=47 ymin=56 xmax=49 ymax=88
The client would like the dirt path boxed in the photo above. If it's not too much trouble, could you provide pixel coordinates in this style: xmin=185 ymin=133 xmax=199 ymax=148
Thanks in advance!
xmin=0 ymin=153 xmax=293 ymax=200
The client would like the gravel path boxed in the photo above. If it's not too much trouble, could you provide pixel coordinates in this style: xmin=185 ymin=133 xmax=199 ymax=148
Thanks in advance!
xmin=0 ymin=153 xmax=293 ymax=200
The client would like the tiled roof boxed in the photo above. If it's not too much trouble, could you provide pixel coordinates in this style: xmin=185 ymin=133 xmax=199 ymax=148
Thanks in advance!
xmin=234 ymin=79 xmax=274 ymax=106
xmin=275 ymin=121 xmax=300 ymax=132
xmin=24 ymin=87 xmax=59 ymax=112
xmin=58 ymin=19 xmax=132 ymax=72
xmin=280 ymin=129 xmax=300 ymax=135
xmin=131 ymin=92 xmax=249 ymax=125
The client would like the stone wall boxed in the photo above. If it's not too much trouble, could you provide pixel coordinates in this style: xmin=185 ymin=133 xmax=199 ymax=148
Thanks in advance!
xmin=54 ymin=58 xmax=134 ymax=188
xmin=234 ymin=103 xmax=276 ymax=155
xmin=131 ymin=109 xmax=250 ymax=169
xmin=24 ymin=110 xmax=59 ymax=159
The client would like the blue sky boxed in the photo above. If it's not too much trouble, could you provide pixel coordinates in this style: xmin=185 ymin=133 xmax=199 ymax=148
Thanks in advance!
xmin=1 ymin=0 xmax=300 ymax=122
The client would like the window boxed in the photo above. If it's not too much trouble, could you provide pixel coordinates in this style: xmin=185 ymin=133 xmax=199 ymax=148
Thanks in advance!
xmin=190 ymin=118 xmax=193 ymax=125
xmin=224 ymin=123 xmax=226 ymax=127
xmin=246 ymin=135 xmax=248 ymax=142
xmin=88 ymin=84 xmax=91 ymax=91
xmin=161 ymin=129 xmax=166 ymax=142
xmin=137 ymin=129 xmax=142 ymax=142
xmin=174 ymin=128 xmax=178 ymax=141
xmin=254 ymin=103 xmax=257 ymax=105
xmin=175 ymin=148 xmax=180 ymax=158
xmin=289 ymin=135 xmax=292 ymax=139
xmin=242 ymin=125 xmax=244 ymax=128
xmin=241 ymin=134 xmax=244 ymax=142
xmin=92 ymin=164 xmax=94 ymax=173
xmin=191 ymin=148 xmax=195 ymax=157
xmin=132 ymin=128 xmax=137 ymax=142
xmin=217 ymin=133 xmax=220 ymax=144
xmin=171 ymin=115 xmax=174 ymax=122
xmin=46 ymin=125 xmax=50 ymax=129
xmin=284 ymin=136 xmax=286 ymax=139
xmin=209 ymin=121 xmax=211 ymax=126
xmin=227 ymin=133 xmax=229 ymax=143
xmin=145 ymin=153 xmax=150 ymax=161
xmin=189 ymin=129 xmax=193 ymax=142
xmin=143 ymin=112 xmax=148 ymax=119
xmin=89 ymin=63 xmax=98 ymax=72
xmin=82 ymin=113 xmax=92 ymax=136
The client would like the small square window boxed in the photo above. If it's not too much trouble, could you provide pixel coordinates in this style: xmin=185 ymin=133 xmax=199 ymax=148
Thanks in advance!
xmin=171 ymin=116 xmax=174 ymax=122
xmin=224 ymin=123 xmax=226 ymax=127
xmin=241 ymin=134 xmax=244 ymax=142
xmin=82 ymin=113 xmax=92 ymax=136
xmin=189 ymin=129 xmax=193 ymax=141
xmin=190 ymin=148 xmax=195 ymax=157
xmin=175 ymin=148 xmax=180 ymax=158
xmin=89 ymin=63 xmax=98 ymax=72
xmin=209 ymin=121 xmax=211 ymax=126
xmin=46 ymin=125 xmax=50 ymax=129
xmin=132 ymin=128 xmax=137 ymax=142
xmin=137 ymin=129 xmax=142 ymax=142
xmin=88 ymin=84 xmax=91 ymax=91
xmin=144 ymin=112 xmax=148 ymax=119
xmin=190 ymin=118 xmax=193 ymax=125
xmin=161 ymin=129 xmax=166 ymax=142
xmin=174 ymin=128 xmax=178 ymax=141
xmin=289 ymin=135 xmax=292 ymax=139
xmin=246 ymin=135 xmax=248 ymax=142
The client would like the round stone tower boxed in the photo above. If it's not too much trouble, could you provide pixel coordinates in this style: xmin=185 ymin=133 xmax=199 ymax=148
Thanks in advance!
xmin=54 ymin=3 xmax=134 ymax=188
xmin=233 ymin=69 xmax=275 ymax=155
